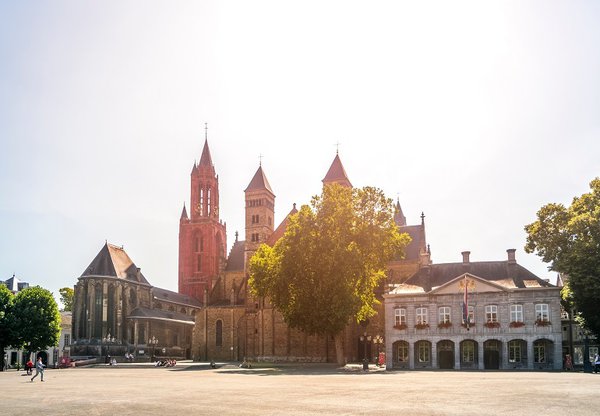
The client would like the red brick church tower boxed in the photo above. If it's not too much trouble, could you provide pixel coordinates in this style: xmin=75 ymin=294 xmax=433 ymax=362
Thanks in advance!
xmin=178 ymin=129 xmax=227 ymax=302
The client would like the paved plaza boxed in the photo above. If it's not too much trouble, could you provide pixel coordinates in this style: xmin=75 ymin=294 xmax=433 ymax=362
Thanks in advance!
xmin=1 ymin=362 xmax=597 ymax=415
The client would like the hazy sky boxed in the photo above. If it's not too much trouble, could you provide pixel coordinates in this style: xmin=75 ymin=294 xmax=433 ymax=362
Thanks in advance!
xmin=1 ymin=1 xmax=599 ymax=306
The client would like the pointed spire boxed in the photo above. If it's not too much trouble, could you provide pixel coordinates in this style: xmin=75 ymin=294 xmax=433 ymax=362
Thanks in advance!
xmin=245 ymin=164 xmax=274 ymax=195
xmin=394 ymin=198 xmax=407 ymax=226
xmin=421 ymin=211 xmax=425 ymax=225
xmin=322 ymin=153 xmax=352 ymax=188
xmin=198 ymin=138 xmax=214 ymax=170
xmin=180 ymin=202 xmax=189 ymax=221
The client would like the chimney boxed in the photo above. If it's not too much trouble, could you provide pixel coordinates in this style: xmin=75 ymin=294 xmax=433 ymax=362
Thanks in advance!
xmin=507 ymin=249 xmax=516 ymax=264
xmin=462 ymin=251 xmax=471 ymax=264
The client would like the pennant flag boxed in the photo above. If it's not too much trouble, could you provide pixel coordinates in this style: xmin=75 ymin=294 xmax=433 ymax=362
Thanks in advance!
xmin=462 ymin=275 xmax=470 ymax=330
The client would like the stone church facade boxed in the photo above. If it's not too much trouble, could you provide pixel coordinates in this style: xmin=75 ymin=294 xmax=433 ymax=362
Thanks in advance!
xmin=187 ymin=141 xmax=430 ymax=363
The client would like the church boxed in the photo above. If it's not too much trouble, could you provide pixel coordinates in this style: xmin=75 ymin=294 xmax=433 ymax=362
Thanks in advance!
xmin=183 ymin=138 xmax=427 ymax=363
xmin=71 ymin=133 xmax=428 ymax=363
xmin=72 ymin=132 xmax=560 ymax=367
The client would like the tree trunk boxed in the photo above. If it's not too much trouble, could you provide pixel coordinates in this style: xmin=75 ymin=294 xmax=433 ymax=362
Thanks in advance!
xmin=334 ymin=333 xmax=346 ymax=366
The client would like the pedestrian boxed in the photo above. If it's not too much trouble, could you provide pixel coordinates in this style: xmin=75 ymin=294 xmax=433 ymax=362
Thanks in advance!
xmin=30 ymin=357 xmax=45 ymax=382
xmin=26 ymin=359 xmax=34 ymax=375
xmin=564 ymin=354 xmax=573 ymax=371
xmin=594 ymin=353 xmax=600 ymax=373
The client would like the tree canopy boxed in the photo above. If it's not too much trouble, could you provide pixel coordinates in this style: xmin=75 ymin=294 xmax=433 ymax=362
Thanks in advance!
xmin=249 ymin=184 xmax=410 ymax=364
xmin=525 ymin=177 xmax=600 ymax=338
xmin=59 ymin=287 xmax=74 ymax=311
xmin=0 ymin=285 xmax=16 ymax=371
xmin=12 ymin=286 xmax=61 ymax=354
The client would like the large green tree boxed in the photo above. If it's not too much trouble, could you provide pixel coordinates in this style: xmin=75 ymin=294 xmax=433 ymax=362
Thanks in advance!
xmin=525 ymin=177 xmax=600 ymax=338
xmin=12 ymin=286 xmax=61 ymax=356
xmin=0 ymin=285 xmax=16 ymax=372
xmin=59 ymin=287 xmax=74 ymax=312
xmin=249 ymin=183 xmax=410 ymax=365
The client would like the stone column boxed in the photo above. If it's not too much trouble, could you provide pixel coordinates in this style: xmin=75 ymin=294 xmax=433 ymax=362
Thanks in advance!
xmin=431 ymin=341 xmax=437 ymax=369
xmin=478 ymin=341 xmax=484 ymax=370
xmin=527 ymin=339 xmax=534 ymax=369
xmin=409 ymin=341 xmax=415 ymax=370
xmin=454 ymin=340 xmax=461 ymax=369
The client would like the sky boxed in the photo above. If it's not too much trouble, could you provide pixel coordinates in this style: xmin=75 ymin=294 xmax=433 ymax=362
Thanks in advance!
xmin=1 ymin=1 xmax=599 ymax=308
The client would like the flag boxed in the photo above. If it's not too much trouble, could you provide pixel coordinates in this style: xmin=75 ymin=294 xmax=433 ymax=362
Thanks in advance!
xmin=462 ymin=276 xmax=470 ymax=330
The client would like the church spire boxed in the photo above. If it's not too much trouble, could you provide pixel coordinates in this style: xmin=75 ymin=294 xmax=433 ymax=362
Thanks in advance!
xmin=322 ymin=152 xmax=352 ymax=188
xmin=180 ymin=202 xmax=189 ymax=222
xmin=245 ymin=164 xmax=274 ymax=196
xmin=394 ymin=198 xmax=407 ymax=226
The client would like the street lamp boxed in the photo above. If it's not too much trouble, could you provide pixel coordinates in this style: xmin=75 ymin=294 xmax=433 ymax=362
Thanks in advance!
xmin=579 ymin=329 xmax=592 ymax=373
xmin=372 ymin=335 xmax=384 ymax=366
xmin=102 ymin=333 xmax=116 ymax=364
xmin=149 ymin=336 xmax=159 ymax=362
xmin=359 ymin=332 xmax=371 ymax=370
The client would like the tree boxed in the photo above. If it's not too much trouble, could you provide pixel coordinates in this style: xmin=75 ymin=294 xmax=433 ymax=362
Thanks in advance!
xmin=12 ymin=286 xmax=61 ymax=356
xmin=525 ymin=177 xmax=600 ymax=338
xmin=59 ymin=287 xmax=74 ymax=311
xmin=249 ymin=184 xmax=410 ymax=365
xmin=0 ymin=285 xmax=16 ymax=372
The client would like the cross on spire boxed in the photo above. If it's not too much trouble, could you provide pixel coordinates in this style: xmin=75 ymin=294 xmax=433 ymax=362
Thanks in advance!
xmin=204 ymin=122 xmax=208 ymax=140
xmin=259 ymin=153 xmax=263 ymax=166
xmin=334 ymin=141 xmax=341 ymax=154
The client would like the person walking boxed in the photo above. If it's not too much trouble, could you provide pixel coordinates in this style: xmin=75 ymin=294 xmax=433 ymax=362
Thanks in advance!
xmin=594 ymin=353 xmax=600 ymax=374
xmin=30 ymin=357 xmax=45 ymax=382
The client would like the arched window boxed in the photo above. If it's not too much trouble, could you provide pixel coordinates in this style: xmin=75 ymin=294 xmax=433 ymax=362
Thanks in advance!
xmin=207 ymin=188 xmax=211 ymax=216
xmin=199 ymin=187 xmax=204 ymax=216
xmin=216 ymin=320 xmax=223 ymax=347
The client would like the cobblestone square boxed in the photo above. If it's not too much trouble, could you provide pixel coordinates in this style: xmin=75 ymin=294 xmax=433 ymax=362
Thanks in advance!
xmin=1 ymin=362 xmax=597 ymax=415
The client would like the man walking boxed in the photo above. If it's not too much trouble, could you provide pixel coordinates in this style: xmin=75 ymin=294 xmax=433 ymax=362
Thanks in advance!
xmin=30 ymin=357 xmax=45 ymax=382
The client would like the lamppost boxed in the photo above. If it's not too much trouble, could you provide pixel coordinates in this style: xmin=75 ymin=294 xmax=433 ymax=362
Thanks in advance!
xmin=149 ymin=336 xmax=158 ymax=362
xmin=372 ymin=335 xmax=384 ymax=366
xmin=102 ymin=333 xmax=116 ymax=364
xmin=359 ymin=332 xmax=371 ymax=370
xmin=579 ymin=329 xmax=592 ymax=373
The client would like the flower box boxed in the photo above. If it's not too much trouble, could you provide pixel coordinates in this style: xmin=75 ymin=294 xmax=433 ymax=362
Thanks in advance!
xmin=484 ymin=321 xmax=500 ymax=328
xmin=437 ymin=321 xmax=452 ymax=329
xmin=393 ymin=324 xmax=407 ymax=330
xmin=509 ymin=321 xmax=525 ymax=328
xmin=535 ymin=319 xmax=551 ymax=326
xmin=415 ymin=323 xmax=430 ymax=330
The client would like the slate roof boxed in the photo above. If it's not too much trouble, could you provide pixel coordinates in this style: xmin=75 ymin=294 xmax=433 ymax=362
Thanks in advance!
xmin=81 ymin=243 xmax=150 ymax=285
xmin=245 ymin=165 xmax=274 ymax=195
xmin=397 ymin=224 xmax=425 ymax=261
xmin=404 ymin=260 xmax=553 ymax=292
xmin=322 ymin=153 xmax=352 ymax=187
xmin=127 ymin=307 xmax=195 ymax=325
xmin=152 ymin=287 xmax=202 ymax=307
xmin=225 ymin=239 xmax=246 ymax=271
xmin=2 ymin=275 xmax=29 ymax=293
xmin=266 ymin=203 xmax=298 ymax=246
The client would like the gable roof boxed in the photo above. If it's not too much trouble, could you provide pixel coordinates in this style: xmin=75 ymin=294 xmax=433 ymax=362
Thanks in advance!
xmin=81 ymin=243 xmax=150 ymax=285
xmin=245 ymin=165 xmax=274 ymax=195
xmin=152 ymin=287 xmax=202 ymax=307
xmin=404 ymin=260 xmax=552 ymax=292
xmin=266 ymin=203 xmax=298 ymax=246
xmin=225 ymin=239 xmax=246 ymax=271
xmin=127 ymin=307 xmax=195 ymax=325
xmin=397 ymin=224 xmax=426 ymax=261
